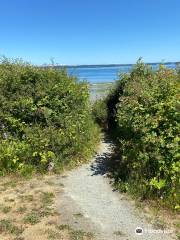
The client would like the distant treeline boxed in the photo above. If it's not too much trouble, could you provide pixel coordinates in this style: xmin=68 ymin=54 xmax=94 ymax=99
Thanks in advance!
xmin=42 ymin=62 xmax=180 ymax=69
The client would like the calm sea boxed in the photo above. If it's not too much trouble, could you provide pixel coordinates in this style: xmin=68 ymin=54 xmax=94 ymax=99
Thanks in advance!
xmin=67 ymin=63 xmax=177 ymax=84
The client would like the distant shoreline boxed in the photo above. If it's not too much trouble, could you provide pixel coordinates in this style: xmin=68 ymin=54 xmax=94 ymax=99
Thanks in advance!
xmin=43 ymin=62 xmax=179 ymax=69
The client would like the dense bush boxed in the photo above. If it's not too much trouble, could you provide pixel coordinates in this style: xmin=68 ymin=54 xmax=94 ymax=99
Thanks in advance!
xmin=99 ymin=60 xmax=180 ymax=208
xmin=0 ymin=57 xmax=99 ymax=175
xmin=92 ymin=79 xmax=125 ymax=130
xmin=92 ymin=98 xmax=108 ymax=128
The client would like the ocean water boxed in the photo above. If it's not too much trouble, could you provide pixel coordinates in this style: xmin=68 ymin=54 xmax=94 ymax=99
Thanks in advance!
xmin=67 ymin=63 xmax=177 ymax=84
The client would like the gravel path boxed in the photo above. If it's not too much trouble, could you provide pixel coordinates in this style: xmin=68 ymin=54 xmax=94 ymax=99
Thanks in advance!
xmin=58 ymin=140 xmax=174 ymax=240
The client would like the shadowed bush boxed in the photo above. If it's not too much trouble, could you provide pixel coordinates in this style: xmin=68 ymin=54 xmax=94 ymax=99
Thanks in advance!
xmin=96 ymin=59 xmax=180 ymax=209
xmin=92 ymin=98 xmax=108 ymax=129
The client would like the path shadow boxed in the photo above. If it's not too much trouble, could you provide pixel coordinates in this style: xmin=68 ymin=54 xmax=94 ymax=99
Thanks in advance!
xmin=90 ymin=135 xmax=120 ymax=177
xmin=90 ymin=151 xmax=112 ymax=176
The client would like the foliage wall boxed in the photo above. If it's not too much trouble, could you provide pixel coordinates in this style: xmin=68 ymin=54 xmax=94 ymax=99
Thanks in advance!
xmin=93 ymin=60 xmax=180 ymax=208
xmin=0 ymin=58 xmax=99 ymax=175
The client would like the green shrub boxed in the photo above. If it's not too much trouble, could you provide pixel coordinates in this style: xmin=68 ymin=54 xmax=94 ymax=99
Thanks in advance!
xmin=92 ymin=98 xmax=108 ymax=128
xmin=0 ymin=57 xmax=99 ymax=174
xmin=105 ymin=59 xmax=180 ymax=208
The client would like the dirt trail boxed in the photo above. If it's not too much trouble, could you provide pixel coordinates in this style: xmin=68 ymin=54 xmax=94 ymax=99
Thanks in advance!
xmin=58 ymin=139 xmax=175 ymax=240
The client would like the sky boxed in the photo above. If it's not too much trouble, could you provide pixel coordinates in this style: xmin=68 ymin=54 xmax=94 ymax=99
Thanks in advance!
xmin=0 ymin=0 xmax=180 ymax=65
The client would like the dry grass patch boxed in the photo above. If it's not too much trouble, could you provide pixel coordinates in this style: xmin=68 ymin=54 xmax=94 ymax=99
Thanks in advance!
xmin=0 ymin=174 xmax=94 ymax=240
xmin=0 ymin=175 xmax=61 ymax=240
xmin=134 ymin=199 xmax=180 ymax=238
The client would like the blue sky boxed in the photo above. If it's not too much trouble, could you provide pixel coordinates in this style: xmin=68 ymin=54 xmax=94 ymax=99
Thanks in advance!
xmin=0 ymin=0 xmax=180 ymax=65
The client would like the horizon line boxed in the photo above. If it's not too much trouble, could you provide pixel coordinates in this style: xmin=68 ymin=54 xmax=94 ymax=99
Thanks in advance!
xmin=41 ymin=61 xmax=180 ymax=68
